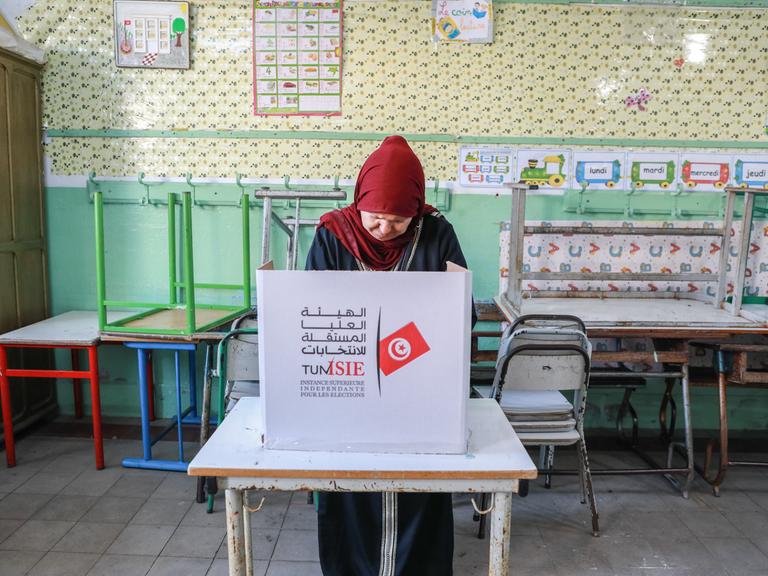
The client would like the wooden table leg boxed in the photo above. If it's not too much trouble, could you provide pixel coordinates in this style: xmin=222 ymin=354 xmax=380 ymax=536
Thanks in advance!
xmin=488 ymin=492 xmax=511 ymax=576
xmin=226 ymin=488 xmax=246 ymax=576
xmin=0 ymin=345 xmax=15 ymax=467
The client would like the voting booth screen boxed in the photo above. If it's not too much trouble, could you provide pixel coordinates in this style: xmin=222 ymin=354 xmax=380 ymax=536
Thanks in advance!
xmin=256 ymin=268 xmax=471 ymax=453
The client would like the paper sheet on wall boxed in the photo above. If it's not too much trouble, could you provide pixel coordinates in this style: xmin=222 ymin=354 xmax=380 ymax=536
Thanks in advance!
xmin=515 ymin=149 xmax=571 ymax=192
xmin=114 ymin=1 xmax=189 ymax=69
xmin=432 ymin=0 xmax=492 ymax=43
xmin=573 ymin=151 xmax=626 ymax=191
xmin=253 ymin=1 xmax=342 ymax=116
xmin=458 ymin=146 xmax=514 ymax=188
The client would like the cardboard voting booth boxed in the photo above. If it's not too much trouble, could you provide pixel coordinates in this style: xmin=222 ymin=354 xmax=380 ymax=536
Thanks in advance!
xmin=256 ymin=264 xmax=472 ymax=454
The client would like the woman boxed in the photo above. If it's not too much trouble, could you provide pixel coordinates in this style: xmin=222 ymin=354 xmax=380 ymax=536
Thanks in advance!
xmin=306 ymin=135 xmax=475 ymax=576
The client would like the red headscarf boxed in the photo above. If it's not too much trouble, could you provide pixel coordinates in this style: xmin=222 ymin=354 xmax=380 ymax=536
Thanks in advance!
xmin=318 ymin=136 xmax=437 ymax=270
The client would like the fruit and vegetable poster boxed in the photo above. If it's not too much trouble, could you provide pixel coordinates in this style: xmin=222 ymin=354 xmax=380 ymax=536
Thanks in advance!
xmin=114 ymin=1 xmax=190 ymax=69
xmin=253 ymin=1 xmax=343 ymax=116
xmin=432 ymin=0 xmax=493 ymax=43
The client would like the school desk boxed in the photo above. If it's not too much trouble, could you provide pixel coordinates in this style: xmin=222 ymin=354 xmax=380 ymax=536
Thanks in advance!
xmin=0 ymin=311 xmax=129 ymax=470
xmin=689 ymin=339 xmax=768 ymax=495
xmin=188 ymin=397 xmax=538 ymax=576
xmin=101 ymin=329 xmax=226 ymax=473
xmin=496 ymin=294 xmax=768 ymax=497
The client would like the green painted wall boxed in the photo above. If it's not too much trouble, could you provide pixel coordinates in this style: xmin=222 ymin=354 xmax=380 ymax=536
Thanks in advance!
xmin=15 ymin=0 xmax=768 ymax=434
xmin=46 ymin=185 xmax=762 ymax=435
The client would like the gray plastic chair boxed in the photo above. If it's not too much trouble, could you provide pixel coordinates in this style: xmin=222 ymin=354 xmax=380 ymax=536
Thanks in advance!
xmin=475 ymin=314 xmax=599 ymax=537
xmin=218 ymin=312 xmax=259 ymax=417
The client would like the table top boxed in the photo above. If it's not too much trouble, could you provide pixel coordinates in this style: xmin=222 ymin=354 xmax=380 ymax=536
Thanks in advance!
xmin=99 ymin=308 xmax=240 ymax=343
xmin=495 ymin=295 xmax=768 ymax=338
xmin=188 ymin=397 xmax=538 ymax=481
xmin=0 ymin=311 xmax=128 ymax=346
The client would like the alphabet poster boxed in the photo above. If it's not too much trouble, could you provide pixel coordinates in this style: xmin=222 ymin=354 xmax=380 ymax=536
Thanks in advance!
xmin=253 ymin=1 xmax=343 ymax=116
xmin=432 ymin=0 xmax=493 ymax=43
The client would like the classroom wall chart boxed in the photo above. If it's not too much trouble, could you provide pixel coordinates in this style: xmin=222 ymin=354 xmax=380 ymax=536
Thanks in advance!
xmin=114 ymin=1 xmax=190 ymax=69
xmin=627 ymin=152 xmax=677 ymax=191
xmin=515 ymin=149 xmax=571 ymax=191
xmin=679 ymin=153 xmax=732 ymax=192
xmin=458 ymin=149 xmax=768 ymax=192
xmin=573 ymin=151 xmax=625 ymax=191
xmin=458 ymin=146 xmax=514 ymax=188
xmin=432 ymin=0 xmax=493 ymax=43
xmin=253 ymin=1 xmax=342 ymax=116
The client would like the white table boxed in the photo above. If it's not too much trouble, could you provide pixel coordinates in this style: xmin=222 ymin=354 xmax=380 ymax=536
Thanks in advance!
xmin=188 ymin=397 xmax=537 ymax=576
xmin=0 ymin=311 xmax=130 ymax=469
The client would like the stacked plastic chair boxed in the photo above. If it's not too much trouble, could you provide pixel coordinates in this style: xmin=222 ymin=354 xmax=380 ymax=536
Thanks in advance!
xmin=474 ymin=314 xmax=599 ymax=537
xmin=216 ymin=311 xmax=259 ymax=419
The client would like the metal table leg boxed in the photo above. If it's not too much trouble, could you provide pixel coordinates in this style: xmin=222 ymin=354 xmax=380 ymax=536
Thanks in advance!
xmin=226 ymin=488 xmax=246 ymax=576
xmin=0 ymin=345 xmax=16 ymax=467
xmin=87 ymin=345 xmax=105 ymax=470
xmin=695 ymin=349 xmax=731 ymax=496
xmin=488 ymin=492 xmax=511 ymax=576
xmin=122 ymin=342 xmax=195 ymax=472
xmin=71 ymin=349 xmax=83 ymax=418
xmin=681 ymin=363 xmax=695 ymax=497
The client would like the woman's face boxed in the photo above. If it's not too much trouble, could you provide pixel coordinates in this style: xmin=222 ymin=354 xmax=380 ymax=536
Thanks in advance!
xmin=360 ymin=211 xmax=413 ymax=241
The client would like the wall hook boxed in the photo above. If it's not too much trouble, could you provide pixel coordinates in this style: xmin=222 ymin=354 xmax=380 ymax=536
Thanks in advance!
xmin=185 ymin=173 xmax=199 ymax=206
xmin=624 ymin=184 xmax=636 ymax=218
xmin=235 ymin=173 xmax=248 ymax=206
xmin=137 ymin=172 xmax=151 ymax=205
xmin=235 ymin=173 xmax=246 ymax=192
xmin=87 ymin=171 xmax=99 ymax=202
xmin=333 ymin=175 xmax=344 ymax=208
xmin=669 ymin=183 xmax=683 ymax=218
xmin=576 ymin=181 xmax=589 ymax=215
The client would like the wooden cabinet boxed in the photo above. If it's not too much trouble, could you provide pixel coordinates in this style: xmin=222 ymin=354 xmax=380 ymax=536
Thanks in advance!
xmin=0 ymin=47 xmax=57 ymax=437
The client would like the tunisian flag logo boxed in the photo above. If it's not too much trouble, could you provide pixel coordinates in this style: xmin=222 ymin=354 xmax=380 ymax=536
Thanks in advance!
xmin=378 ymin=322 xmax=431 ymax=376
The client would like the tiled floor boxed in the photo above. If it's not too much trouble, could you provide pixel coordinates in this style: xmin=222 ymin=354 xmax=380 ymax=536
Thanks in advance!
xmin=1 ymin=434 xmax=768 ymax=576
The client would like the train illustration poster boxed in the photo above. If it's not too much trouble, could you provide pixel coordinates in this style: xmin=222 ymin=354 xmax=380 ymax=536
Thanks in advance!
xmin=515 ymin=150 xmax=571 ymax=191
xmin=680 ymin=153 xmax=731 ymax=191
xmin=573 ymin=151 xmax=624 ymax=191
xmin=627 ymin=152 xmax=677 ymax=191
xmin=734 ymin=155 xmax=768 ymax=189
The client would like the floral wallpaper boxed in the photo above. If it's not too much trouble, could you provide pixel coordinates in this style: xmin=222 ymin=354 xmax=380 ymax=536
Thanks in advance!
xmin=14 ymin=0 xmax=768 ymax=178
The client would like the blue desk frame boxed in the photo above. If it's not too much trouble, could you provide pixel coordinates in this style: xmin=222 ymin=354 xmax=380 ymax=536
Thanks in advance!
xmin=122 ymin=341 xmax=199 ymax=473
